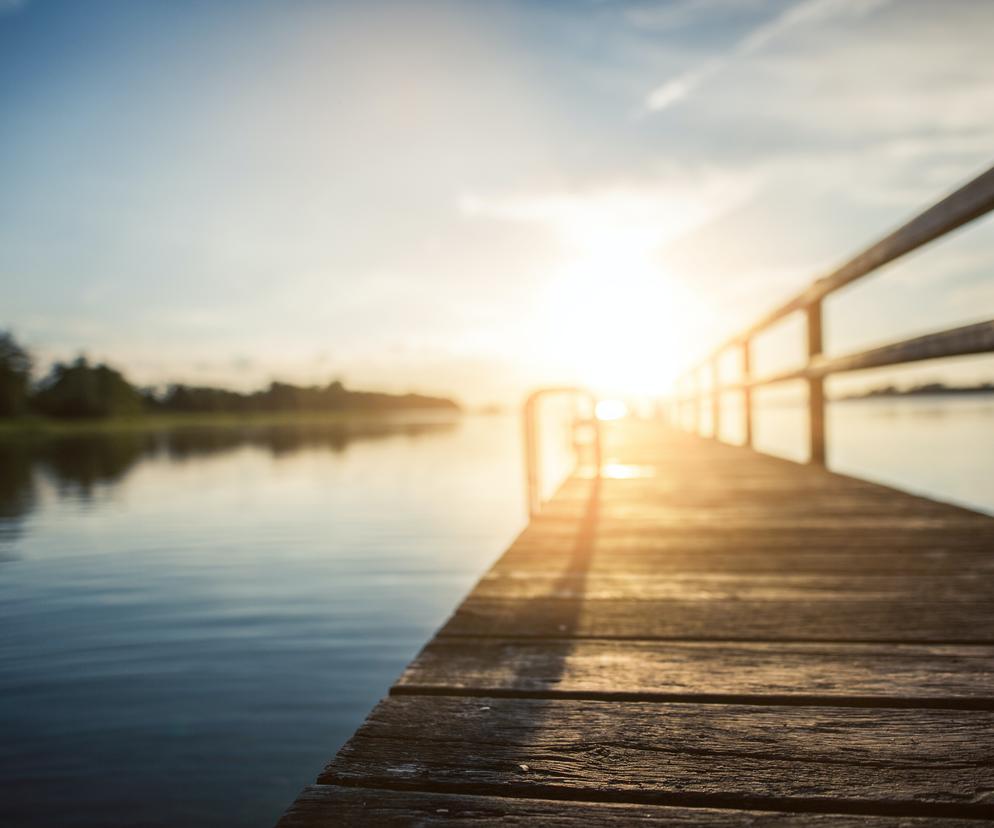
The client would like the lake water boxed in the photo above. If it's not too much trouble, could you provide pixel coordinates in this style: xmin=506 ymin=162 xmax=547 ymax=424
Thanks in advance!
xmin=0 ymin=400 xmax=991 ymax=827
xmin=732 ymin=394 xmax=993 ymax=515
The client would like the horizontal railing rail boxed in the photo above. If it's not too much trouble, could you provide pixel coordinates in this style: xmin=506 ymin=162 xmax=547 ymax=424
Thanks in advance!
xmin=674 ymin=162 xmax=994 ymax=464
xmin=523 ymin=387 xmax=601 ymax=518
xmin=675 ymin=319 xmax=994 ymax=393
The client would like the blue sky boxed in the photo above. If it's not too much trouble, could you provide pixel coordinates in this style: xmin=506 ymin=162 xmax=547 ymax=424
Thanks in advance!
xmin=2 ymin=0 xmax=993 ymax=402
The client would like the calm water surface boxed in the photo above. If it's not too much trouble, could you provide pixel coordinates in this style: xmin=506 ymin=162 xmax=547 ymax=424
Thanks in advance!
xmin=754 ymin=395 xmax=994 ymax=515
xmin=0 ymin=400 xmax=991 ymax=827
xmin=0 ymin=416 xmax=528 ymax=827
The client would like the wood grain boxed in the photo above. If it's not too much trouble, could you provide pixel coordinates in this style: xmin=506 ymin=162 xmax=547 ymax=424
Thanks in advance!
xmin=494 ymin=547 xmax=994 ymax=576
xmin=278 ymin=786 xmax=991 ymax=827
xmin=472 ymin=571 xmax=994 ymax=601
xmin=321 ymin=695 xmax=994 ymax=817
xmin=396 ymin=639 xmax=994 ymax=706
xmin=440 ymin=597 xmax=994 ymax=642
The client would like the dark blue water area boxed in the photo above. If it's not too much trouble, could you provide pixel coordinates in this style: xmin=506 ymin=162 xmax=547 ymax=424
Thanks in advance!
xmin=1 ymin=559 xmax=453 ymax=825
xmin=0 ymin=415 xmax=531 ymax=827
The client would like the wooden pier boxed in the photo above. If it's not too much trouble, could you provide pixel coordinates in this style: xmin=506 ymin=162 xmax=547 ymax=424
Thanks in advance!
xmin=278 ymin=419 xmax=994 ymax=826
xmin=278 ymin=165 xmax=994 ymax=825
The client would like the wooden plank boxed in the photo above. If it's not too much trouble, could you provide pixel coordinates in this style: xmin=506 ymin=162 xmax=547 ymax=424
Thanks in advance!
xmin=472 ymin=571 xmax=994 ymax=601
xmin=539 ymin=485 xmax=982 ymax=516
xmin=526 ymin=514 xmax=992 ymax=530
xmin=440 ymin=597 xmax=994 ymax=642
xmin=495 ymin=541 xmax=994 ymax=576
xmin=279 ymin=786 xmax=991 ymax=827
xmin=320 ymin=695 xmax=994 ymax=818
xmin=743 ymin=320 xmax=994 ymax=385
xmin=723 ymin=322 xmax=994 ymax=389
xmin=548 ymin=489 xmax=956 ymax=506
xmin=506 ymin=523 xmax=994 ymax=549
xmin=396 ymin=639 xmax=994 ymax=706
xmin=542 ymin=492 xmax=979 ymax=514
xmin=514 ymin=519 xmax=994 ymax=544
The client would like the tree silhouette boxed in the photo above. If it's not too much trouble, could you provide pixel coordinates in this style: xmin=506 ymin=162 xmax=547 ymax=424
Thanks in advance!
xmin=0 ymin=336 xmax=459 ymax=419
xmin=33 ymin=357 xmax=145 ymax=418
xmin=0 ymin=331 xmax=31 ymax=416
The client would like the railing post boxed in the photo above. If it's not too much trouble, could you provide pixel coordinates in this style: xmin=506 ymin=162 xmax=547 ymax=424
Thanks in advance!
xmin=741 ymin=339 xmax=752 ymax=448
xmin=806 ymin=301 xmax=826 ymax=465
xmin=523 ymin=388 xmax=600 ymax=518
xmin=691 ymin=372 xmax=700 ymax=434
xmin=523 ymin=394 xmax=540 ymax=517
xmin=710 ymin=356 xmax=721 ymax=440
xmin=589 ymin=398 xmax=603 ymax=475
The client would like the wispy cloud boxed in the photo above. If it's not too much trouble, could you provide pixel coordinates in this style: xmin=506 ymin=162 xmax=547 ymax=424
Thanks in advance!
xmin=644 ymin=0 xmax=893 ymax=112
xmin=458 ymin=171 xmax=756 ymax=252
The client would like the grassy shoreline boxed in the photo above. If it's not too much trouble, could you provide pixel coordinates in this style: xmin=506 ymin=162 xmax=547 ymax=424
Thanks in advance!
xmin=0 ymin=409 xmax=463 ymax=437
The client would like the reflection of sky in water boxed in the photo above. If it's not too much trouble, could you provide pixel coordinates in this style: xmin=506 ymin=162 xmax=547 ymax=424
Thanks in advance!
xmin=0 ymin=416 xmax=527 ymax=827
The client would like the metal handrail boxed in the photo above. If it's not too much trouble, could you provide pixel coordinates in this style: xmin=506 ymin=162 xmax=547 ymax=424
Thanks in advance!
xmin=675 ymin=161 xmax=994 ymax=464
xmin=523 ymin=387 xmax=602 ymax=518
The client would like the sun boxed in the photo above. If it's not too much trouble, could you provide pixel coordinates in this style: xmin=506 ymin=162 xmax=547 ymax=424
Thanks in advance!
xmin=536 ymin=210 xmax=708 ymax=398
xmin=595 ymin=399 xmax=629 ymax=420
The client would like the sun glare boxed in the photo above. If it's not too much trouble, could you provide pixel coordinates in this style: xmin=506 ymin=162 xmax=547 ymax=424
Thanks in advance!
xmin=535 ymin=195 xmax=711 ymax=398
xmin=595 ymin=399 xmax=628 ymax=420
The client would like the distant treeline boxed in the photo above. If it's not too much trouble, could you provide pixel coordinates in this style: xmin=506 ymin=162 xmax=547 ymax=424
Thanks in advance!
xmin=0 ymin=331 xmax=459 ymax=419
xmin=842 ymin=381 xmax=994 ymax=400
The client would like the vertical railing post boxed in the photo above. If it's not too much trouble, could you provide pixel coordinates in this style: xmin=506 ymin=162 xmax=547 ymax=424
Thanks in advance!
xmin=523 ymin=388 xmax=600 ymax=519
xmin=741 ymin=339 xmax=753 ymax=448
xmin=710 ymin=356 xmax=721 ymax=441
xmin=680 ymin=371 xmax=694 ymax=431
xmin=806 ymin=301 xmax=826 ymax=465
xmin=523 ymin=394 xmax=540 ymax=517
xmin=691 ymin=371 xmax=700 ymax=434
xmin=588 ymin=394 xmax=603 ymax=475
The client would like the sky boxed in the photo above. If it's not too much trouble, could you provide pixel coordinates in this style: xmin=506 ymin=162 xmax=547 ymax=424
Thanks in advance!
xmin=2 ymin=0 xmax=993 ymax=404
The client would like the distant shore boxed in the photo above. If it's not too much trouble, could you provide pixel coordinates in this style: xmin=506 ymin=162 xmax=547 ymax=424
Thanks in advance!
xmin=839 ymin=382 xmax=994 ymax=401
xmin=0 ymin=409 xmax=463 ymax=437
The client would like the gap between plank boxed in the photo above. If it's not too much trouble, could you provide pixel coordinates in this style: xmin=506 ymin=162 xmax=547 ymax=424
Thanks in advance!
xmin=436 ymin=632 xmax=994 ymax=645
xmin=389 ymin=684 xmax=994 ymax=711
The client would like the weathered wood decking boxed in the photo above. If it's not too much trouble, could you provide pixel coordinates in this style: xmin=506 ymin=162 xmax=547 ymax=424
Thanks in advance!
xmin=279 ymin=420 xmax=994 ymax=826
